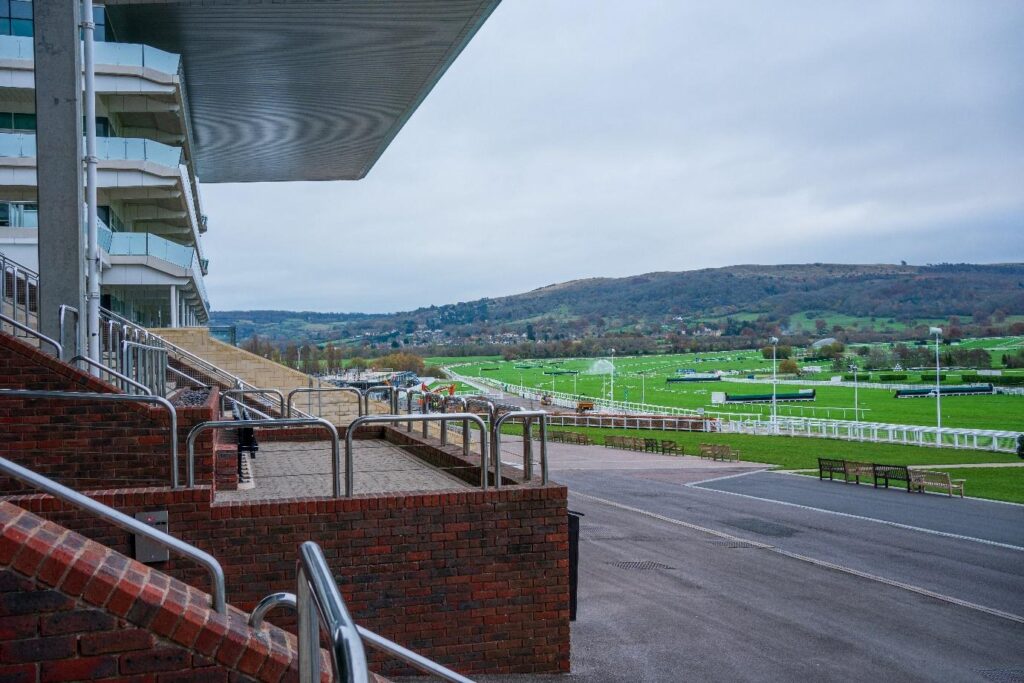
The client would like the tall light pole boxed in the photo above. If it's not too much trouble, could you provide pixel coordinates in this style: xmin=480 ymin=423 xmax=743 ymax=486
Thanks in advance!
xmin=929 ymin=327 xmax=943 ymax=434
xmin=849 ymin=362 xmax=859 ymax=421
xmin=609 ymin=348 xmax=616 ymax=402
xmin=770 ymin=336 xmax=779 ymax=425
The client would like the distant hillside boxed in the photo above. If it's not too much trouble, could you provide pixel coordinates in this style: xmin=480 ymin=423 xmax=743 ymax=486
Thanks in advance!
xmin=211 ymin=263 xmax=1024 ymax=346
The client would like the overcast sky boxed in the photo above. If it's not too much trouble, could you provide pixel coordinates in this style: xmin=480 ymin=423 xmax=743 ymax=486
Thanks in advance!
xmin=202 ymin=0 xmax=1024 ymax=314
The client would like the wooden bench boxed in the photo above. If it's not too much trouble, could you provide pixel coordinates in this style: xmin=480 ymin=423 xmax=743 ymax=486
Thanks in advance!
xmin=910 ymin=470 xmax=965 ymax=497
xmin=817 ymin=457 xmax=846 ymax=482
xmin=643 ymin=438 xmax=659 ymax=453
xmin=872 ymin=463 xmax=912 ymax=491
xmin=660 ymin=440 xmax=681 ymax=456
xmin=843 ymin=461 xmax=874 ymax=485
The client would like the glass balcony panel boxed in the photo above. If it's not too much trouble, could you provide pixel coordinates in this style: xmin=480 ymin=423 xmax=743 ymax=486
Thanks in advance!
xmin=0 ymin=132 xmax=34 ymax=157
xmin=0 ymin=35 xmax=180 ymax=73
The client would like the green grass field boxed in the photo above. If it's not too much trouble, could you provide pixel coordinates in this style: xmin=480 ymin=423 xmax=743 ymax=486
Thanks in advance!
xmin=449 ymin=339 xmax=1024 ymax=431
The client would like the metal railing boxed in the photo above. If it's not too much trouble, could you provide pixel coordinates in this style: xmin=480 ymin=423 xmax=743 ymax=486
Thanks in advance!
xmin=167 ymin=364 xmax=208 ymax=389
xmin=286 ymin=386 xmax=364 ymax=418
xmin=0 ymin=389 xmax=180 ymax=487
xmin=222 ymin=388 xmax=285 ymax=417
xmin=186 ymin=418 xmax=340 ymax=493
xmin=0 ymin=250 xmax=38 ymax=331
xmin=0 ymin=311 xmax=62 ymax=358
xmin=71 ymin=355 xmax=151 ymax=395
xmin=362 ymin=385 xmax=399 ymax=415
xmin=346 ymin=414 xmax=491 ymax=490
xmin=249 ymin=542 xmax=474 ymax=683
xmin=122 ymin=340 xmax=168 ymax=396
xmin=0 ymin=456 xmax=225 ymax=613
xmin=223 ymin=395 xmax=274 ymax=421
xmin=493 ymin=410 xmax=549 ymax=485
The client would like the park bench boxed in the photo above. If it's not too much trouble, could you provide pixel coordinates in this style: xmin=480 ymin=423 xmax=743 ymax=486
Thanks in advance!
xmin=644 ymin=438 xmax=659 ymax=453
xmin=910 ymin=470 xmax=965 ymax=497
xmin=843 ymin=461 xmax=874 ymax=485
xmin=660 ymin=440 xmax=681 ymax=455
xmin=817 ymin=457 xmax=846 ymax=481
xmin=872 ymin=463 xmax=912 ymax=491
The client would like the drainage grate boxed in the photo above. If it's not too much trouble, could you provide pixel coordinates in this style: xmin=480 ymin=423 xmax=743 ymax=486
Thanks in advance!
xmin=978 ymin=669 xmax=1024 ymax=683
xmin=707 ymin=539 xmax=763 ymax=549
xmin=607 ymin=560 xmax=675 ymax=571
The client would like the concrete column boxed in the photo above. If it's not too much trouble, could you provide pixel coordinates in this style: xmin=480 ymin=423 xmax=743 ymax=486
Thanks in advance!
xmin=33 ymin=0 xmax=85 ymax=354
xmin=169 ymin=285 xmax=178 ymax=327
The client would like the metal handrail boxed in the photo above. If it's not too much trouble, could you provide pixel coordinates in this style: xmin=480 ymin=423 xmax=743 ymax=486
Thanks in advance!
xmin=71 ymin=355 xmax=152 ymax=395
xmin=0 ymin=456 xmax=226 ymax=613
xmin=121 ymin=340 xmax=168 ymax=396
xmin=222 ymin=388 xmax=285 ymax=416
xmin=167 ymin=364 xmax=209 ymax=389
xmin=58 ymin=304 xmax=79 ymax=360
xmin=0 ymin=250 xmax=39 ymax=331
xmin=443 ymin=396 xmax=472 ymax=457
xmin=0 ymin=311 xmax=62 ymax=358
xmin=493 ymin=410 xmax=549 ymax=485
xmin=362 ymin=385 xmax=398 ymax=415
xmin=186 ymin=418 xmax=340 ymax=494
xmin=224 ymin=395 xmax=273 ymax=421
xmin=0 ymin=388 xmax=180 ymax=487
xmin=286 ymin=386 xmax=364 ymax=418
xmin=345 ymin=413 xmax=490 ymax=491
xmin=249 ymin=569 xmax=474 ymax=683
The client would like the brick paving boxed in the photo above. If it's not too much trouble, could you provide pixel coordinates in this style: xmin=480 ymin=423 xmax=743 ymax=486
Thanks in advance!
xmin=216 ymin=439 xmax=471 ymax=501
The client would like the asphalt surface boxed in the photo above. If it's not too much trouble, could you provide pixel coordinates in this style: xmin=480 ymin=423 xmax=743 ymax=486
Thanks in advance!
xmin=465 ymin=445 xmax=1024 ymax=682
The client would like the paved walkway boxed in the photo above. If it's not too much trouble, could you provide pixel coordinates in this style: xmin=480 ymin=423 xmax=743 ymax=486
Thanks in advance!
xmin=216 ymin=439 xmax=471 ymax=502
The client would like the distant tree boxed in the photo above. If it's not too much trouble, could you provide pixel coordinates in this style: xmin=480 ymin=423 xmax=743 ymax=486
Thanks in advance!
xmin=526 ymin=323 xmax=536 ymax=341
xmin=778 ymin=358 xmax=799 ymax=374
xmin=761 ymin=345 xmax=792 ymax=359
xmin=815 ymin=319 xmax=828 ymax=335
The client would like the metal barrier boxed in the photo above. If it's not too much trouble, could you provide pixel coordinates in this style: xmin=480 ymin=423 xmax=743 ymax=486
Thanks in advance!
xmin=71 ymin=355 xmax=152 ymax=396
xmin=286 ymin=386 xmax=364 ymax=418
xmin=249 ymin=543 xmax=474 ymax=683
xmin=168 ymin=364 xmax=209 ymax=389
xmin=443 ymin=396 xmax=472 ymax=457
xmin=58 ymin=304 xmax=79 ymax=360
xmin=0 ymin=311 xmax=62 ymax=358
xmin=224 ymin=395 xmax=274 ymax=421
xmin=186 ymin=417 xmax=340 ymax=494
xmin=121 ymin=340 xmax=168 ymax=396
xmin=493 ymin=410 xmax=549 ymax=485
xmin=0 ymin=456 xmax=226 ymax=613
xmin=0 ymin=389 xmax=180 ymax=487
xmin=362 ymin=385 xmax=399 ymax=415
xmin=222 ymin=388 xmax=285 ymax=417
xmin=0 ymin=251 xmax=38 ymax=330
xmin=345 ymin=413 xmax=491 ymax=490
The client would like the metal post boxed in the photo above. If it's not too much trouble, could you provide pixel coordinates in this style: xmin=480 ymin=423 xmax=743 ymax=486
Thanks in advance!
xmin=82 ymin=0 xmax=101 ymax=367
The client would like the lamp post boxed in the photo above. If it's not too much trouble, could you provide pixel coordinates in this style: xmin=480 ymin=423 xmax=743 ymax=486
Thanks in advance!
xmin=849 ymin=362 xmax=859 ymax=422
xmin=769 ymin=336 xmax=779 ymax=426
xmin=929 ymin=326 xmax=943 ymax=436
xmin=609 ymin=348 xmax=616 ymax=402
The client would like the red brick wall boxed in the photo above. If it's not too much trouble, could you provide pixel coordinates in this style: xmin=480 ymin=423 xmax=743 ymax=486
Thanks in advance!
xmin=0 ymin=501 xmax=302 ymax=683
xmin=0 ymin=333 xmax=217 ymax=492
xmin=13 ymin=484 xmax=571 ymax=676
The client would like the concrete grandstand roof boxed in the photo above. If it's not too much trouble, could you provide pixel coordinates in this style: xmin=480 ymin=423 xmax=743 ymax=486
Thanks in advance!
xmin=104 ymin=0 xmax=500 ymax=183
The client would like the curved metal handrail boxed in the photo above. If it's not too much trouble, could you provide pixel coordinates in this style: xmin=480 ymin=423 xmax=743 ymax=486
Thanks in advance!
xmin=287 ymin=386 xmax=364 ymax=418
xmin=493 ymin=410 xmax=549 ymax=486
xmin=0 ymin=456 xmax=226 ymax=613
xmin=186 ymin=417 xmax=340 ymax=494
xmin=223 ymin=395 xmax=274 ymax=421
xmin=167 ymin=364 xmax=209 ymax=389
xmin=222 ymin=387 xmax=285 ymax=416
xmin=0 ymin=311 xmax=62 ymax=358
xmin=249 ymin=558 xmax=474 ymax=683
xmin=0 ymin=388 xmax=180 ymax=487
xmin=58 ymin=304 xmax=79 ymax=360
xmin=361 ymin=384 xmax=398 ymax=415
xmin=71 ymin=355 xmax=152 ymax=395
xmin=345 ymin=413 xmax=490 ymax=491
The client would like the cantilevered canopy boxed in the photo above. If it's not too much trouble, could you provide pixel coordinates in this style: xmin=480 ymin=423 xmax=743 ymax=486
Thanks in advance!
xmin=104 ymin=0 xmax=500 ymax=183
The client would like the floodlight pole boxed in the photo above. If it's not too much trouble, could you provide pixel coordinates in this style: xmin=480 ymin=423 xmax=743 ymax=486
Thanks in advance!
xmin=849 ymin=362 xmax=858 ymax=421
xmin=770 ymin=336 xmax=779 ymax=427
xmin=930 ymin=327 xmax=942 ymax=436
xmin=609 ymin=348 xmax=615 ymax=402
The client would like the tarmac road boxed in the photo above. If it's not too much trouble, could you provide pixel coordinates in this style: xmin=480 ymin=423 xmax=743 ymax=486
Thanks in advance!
xmin=464 ymin=443 xmax=1024 ymax=682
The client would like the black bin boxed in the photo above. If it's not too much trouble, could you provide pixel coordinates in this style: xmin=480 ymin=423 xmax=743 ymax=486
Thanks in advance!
xmin=568 ymin=510 xmax=583 ymax=621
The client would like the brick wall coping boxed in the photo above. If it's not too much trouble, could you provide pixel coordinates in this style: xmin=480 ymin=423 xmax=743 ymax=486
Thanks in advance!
xmin=0 ymin=500 xmax=305 ymax=681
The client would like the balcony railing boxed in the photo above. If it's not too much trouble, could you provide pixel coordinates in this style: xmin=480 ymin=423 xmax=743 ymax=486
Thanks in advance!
xmin=0 ymin=133 xmax=183 ymax=168
xmin=104 ymin=228 xmax=210 ymax=312
xmin=0 ymin=35 xmax=181 ymax=75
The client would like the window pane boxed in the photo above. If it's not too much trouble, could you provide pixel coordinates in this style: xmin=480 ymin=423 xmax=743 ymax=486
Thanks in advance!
xmin=9 ymin=1 xmax=29 ymax=20
xmin=21 ymin=204 xmax=37 ymax=228
xmin=93 ymin=23 xmax=104 ymax=42
xmin=0 ymin=2 xmax=11 ymax=19
xmin=11 ymin=18 xmax=31 ymax=37
xmin=12 ymin=113 xmax=34 ymax=131
xmin=0 ymin=203 xmax=9 ymax=227
xmin=0 ymin=19 xmax=11 ymax=35
xmin=0 ymin=113 xmax=13 ymax=129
